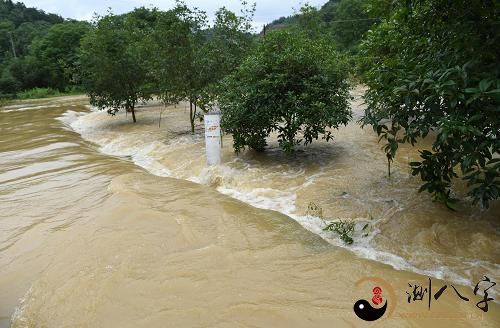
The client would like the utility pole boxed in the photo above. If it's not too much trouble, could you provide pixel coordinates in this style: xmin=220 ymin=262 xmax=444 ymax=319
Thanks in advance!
xmin=8 ymin=32 xmax=17 ymax=58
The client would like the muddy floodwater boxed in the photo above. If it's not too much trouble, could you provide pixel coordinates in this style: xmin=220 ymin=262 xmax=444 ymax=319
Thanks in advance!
xmin=1 ymin=91 xmax=499 ymax=327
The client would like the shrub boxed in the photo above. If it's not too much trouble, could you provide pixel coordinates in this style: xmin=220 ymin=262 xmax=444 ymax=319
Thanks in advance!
xmin=219 ymin=30 xmax=351 ymax=154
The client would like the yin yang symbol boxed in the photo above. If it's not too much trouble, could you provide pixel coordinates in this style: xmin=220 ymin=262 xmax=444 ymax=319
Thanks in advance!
xmin=353 ymin=299 xmax=388 ymax=321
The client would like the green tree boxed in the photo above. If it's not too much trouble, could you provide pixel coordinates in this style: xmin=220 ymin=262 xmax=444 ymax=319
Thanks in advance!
xmin=7 ymin=56 xmax=43 ymax=90
xmin=188 ymin=2 xmax=255 ymax=133
xmin=145 ymin=1 xmax=254 ymax=133
xmin=361 ymin=0 xmax=499 ymax=208
xmin=294 ymin=4 xmax=325 ymax=38
xmin=144 ymin=3 xmax=208 ymax=132
xmin=13 ymin=21 xmax=51 ymax=57
xmin=0 ymin=0 xmax=63 ymax=27
xmin=143 ymin=6 xmax=194 ymax=106
xmin=219 ymin=30 xmax=351 ymax=154
xmin=331 ymin=0 xmax=374 ymax=51
xmin=201 ymin=4 xmax=255 ymax=89
xmin=319 ymin=0 xmax=341 ymax=23
xmin=30 ymin=21 xmax=91 ymax=90
xmin=0 ymin=64 xmax=19 ymax=97
xmin=262 ymin=1 xmax=379 ymax=54
xmin=193 ymin=3 xmax=255 ymax=121
xmin=0 ymin=20 xmax=15 ymax=60
xmin=364 ymin=0 xmax=395 ymax=19
xmin=80 ymin=11 xmax=152 ymax=123
xmin=0 ymin=1 xmax=91 ymax=97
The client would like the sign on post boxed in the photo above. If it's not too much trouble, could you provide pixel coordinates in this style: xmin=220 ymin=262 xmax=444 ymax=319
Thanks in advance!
xmin=204 ymin=112 xmax=222 ymax=165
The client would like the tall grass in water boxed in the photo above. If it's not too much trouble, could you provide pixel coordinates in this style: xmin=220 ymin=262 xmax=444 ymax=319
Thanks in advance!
xmin=16 ymin=88 xmax=62 ymax=99
xmin=0 ymin=98 xmax=13 ymax=107
xmin=16 ymin=87 xmax=84 ymax=100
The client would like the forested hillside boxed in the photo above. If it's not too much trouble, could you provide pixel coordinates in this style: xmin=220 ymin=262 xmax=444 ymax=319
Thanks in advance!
xmin=0 ymin=0 xmax=379 ymax=99
xmin=266 ymin=0 xmax=379 ymax=51
xmin=0 ymin=0 xmax=90 ymax=98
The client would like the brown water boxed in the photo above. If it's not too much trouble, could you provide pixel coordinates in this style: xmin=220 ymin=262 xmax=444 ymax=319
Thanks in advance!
xmin=0 ymin=92 xmax=499 ymax=327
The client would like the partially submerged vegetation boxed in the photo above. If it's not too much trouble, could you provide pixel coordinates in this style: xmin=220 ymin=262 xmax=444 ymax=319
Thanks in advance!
xmin=1 ymin=0 xmax=498 ymax=208
xmin=78 ymin=2 xmax=353 ymax=154
xmin=307 ymin=202 xmax=369 ymax=245
xmin=361 ymin=0 xmax=499 ymax=208
xmin=80 ymin=3 xmax=255 ymax=127
xmin=219 ymin=30 xmax=351 ymax=154
xmin=16 ymin=87 xmax=82 ymax=99
xmin=323 ymin=220 xmax=355 ymax=245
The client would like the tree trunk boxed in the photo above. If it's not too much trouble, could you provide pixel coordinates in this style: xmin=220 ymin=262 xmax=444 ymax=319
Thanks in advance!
xmin=158 ymin=108 xmax=163 ymax=128
xmin=189 ymin=101 xmax=195 ymax=133
xmin=194 ymin=101 xmax=198 ymax=124
xmin=387 ymin=153 xmax=392 ymax=177
xmin=131 ymin=106 xmax=137 ymax=123
xmin=286 ymin=116 xmax=295 ymax=150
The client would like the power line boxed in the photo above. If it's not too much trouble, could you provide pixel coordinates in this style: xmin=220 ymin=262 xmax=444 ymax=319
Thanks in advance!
xmin=328 ymin=18 xmax=381 ymax=23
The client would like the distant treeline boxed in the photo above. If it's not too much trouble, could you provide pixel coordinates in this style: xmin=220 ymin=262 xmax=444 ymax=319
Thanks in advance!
xmin=266 ymin=0 xmax=379 ymax=51
xmin=0 ymin=0 xmax=90 ymax=98
xmin=0 ymin=0 xmax=382 ymax=99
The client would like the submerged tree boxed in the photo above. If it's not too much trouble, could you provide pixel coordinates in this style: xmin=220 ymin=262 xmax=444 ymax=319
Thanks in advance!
xmin=143 ymin=3 xmax=206 ymax=131
xmin=80 ymin=10 xmax=152 ymax=123
xmin=144 ymin=1 xmax=254 ymax=133
xmin=219 ymin=30 xmax=351 ymax=154
xmin=196 ymin=4 xmax=255 ymax=100
xmin=361 ymin=0 xmax=499 ymax=208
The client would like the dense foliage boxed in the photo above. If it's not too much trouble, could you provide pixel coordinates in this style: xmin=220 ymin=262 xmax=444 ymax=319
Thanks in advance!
xmin=30 ymin=22 xmax=90 ymax=90
xmin=361 ymin=0 xmax=499 ymax=208
xmin=142 ymin=5 xmax=208 ymax=129
xmin=219 ymin=30 xmax=351 ymax=154
xmin=80 ymin=2 xmax=253 ymax=126
xmin=80 ymin=11 xmax=151 ymax=123
xmin=2 ymin=0 xmax=498 ymax=211
xmin=0 ymin=0 xmax=89 ymax=98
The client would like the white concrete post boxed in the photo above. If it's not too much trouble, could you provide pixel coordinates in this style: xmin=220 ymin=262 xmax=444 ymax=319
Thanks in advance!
xmin=204 ymin=112 xmax=222 ymax=165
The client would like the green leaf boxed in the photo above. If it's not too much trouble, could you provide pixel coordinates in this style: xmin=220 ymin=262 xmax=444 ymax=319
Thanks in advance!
xmin=479 ymin=79 xmax=492 ymax=93
xmin=445 ymin=199 xmax=458 ymax=211
xmin=485 ymin=89 xmax=500 ymax=95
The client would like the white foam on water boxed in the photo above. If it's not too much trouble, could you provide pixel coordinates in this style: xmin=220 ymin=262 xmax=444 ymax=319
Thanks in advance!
xmin=116 ymin=141 xmax=173 ymax=177
xmin=65 ymin=108 xmax=498 ymax=297
xmin=10 ymin=285 xmax=33 ymax=325
xmin=1 ymin=104 xmax=61 ymax=113
xmin=290 ymin=212 xmax=475 ymax=288
xmin=56 ymin=110 xmax=86 ymax=130
xmin=218 ymin=186 xmax=297 ymax=215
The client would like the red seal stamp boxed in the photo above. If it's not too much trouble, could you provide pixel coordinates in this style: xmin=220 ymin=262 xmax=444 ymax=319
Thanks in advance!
xmin=372 ymin=286 xmax=383 ymax=305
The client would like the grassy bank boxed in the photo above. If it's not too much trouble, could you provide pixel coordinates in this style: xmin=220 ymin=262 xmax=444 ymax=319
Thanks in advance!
xmin=0 ymin=88 xmax=85 ymax=107
xmin=16 ymin=87 xmax=84 ymax=100
xmin=0 ymin=98 xmax=13 ymax=107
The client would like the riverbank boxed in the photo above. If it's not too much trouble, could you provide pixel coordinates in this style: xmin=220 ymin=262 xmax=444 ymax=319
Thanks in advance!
xmin=0 ymin=93 xmax=87 ymax=111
